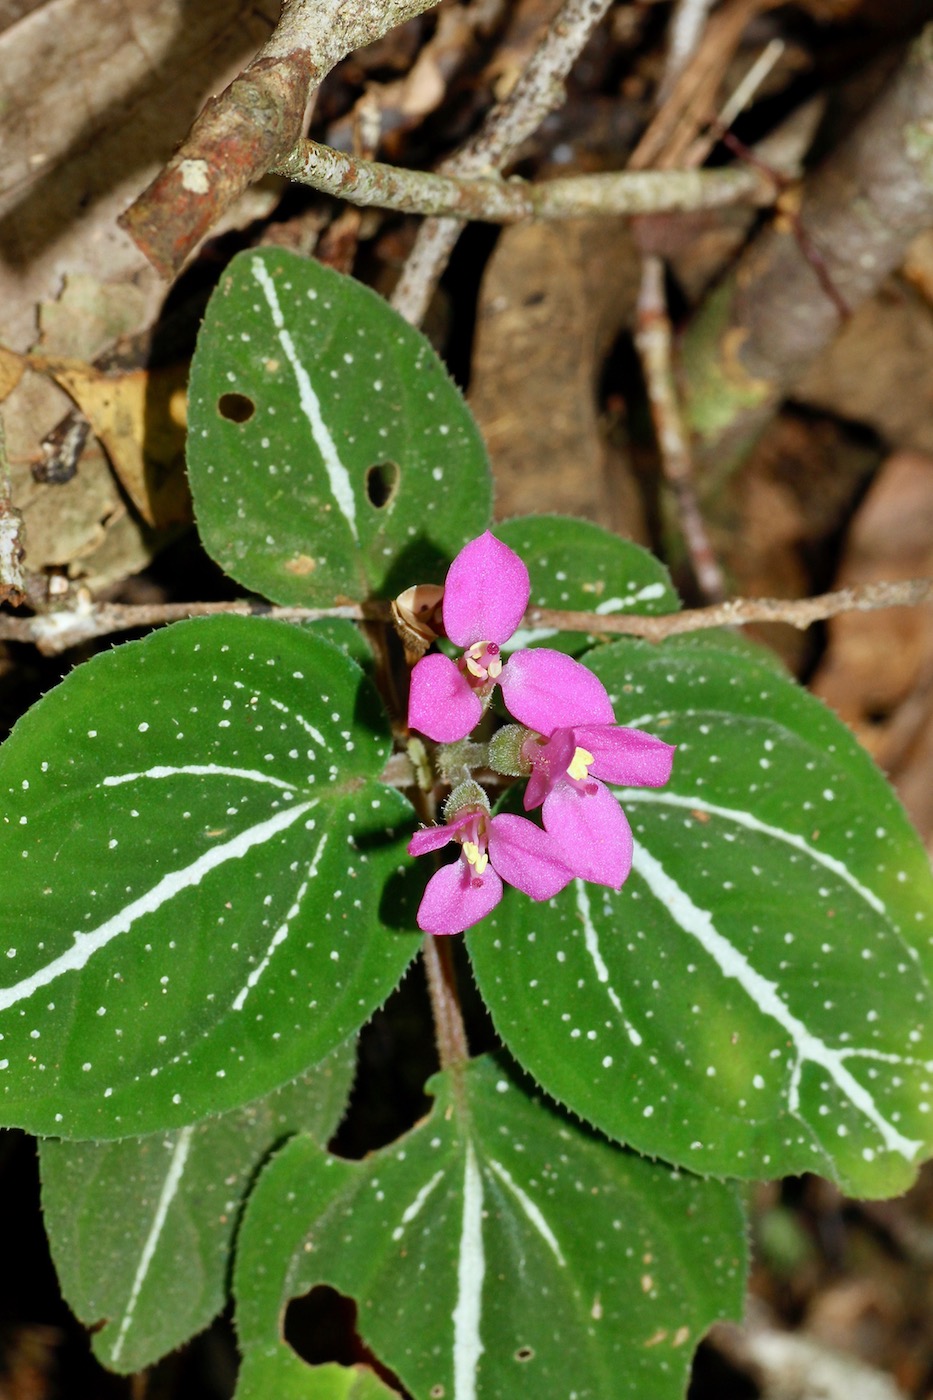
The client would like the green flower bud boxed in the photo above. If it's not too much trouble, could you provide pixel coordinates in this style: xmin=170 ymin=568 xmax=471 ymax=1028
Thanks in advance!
xmin=488 ymin=724 xmax=534 ymax=777
xmin=443 ymin=778 xmax=491 ymax=823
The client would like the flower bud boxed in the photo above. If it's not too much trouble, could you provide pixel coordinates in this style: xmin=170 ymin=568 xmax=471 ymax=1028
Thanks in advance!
xmin=443 ymin=778 xmax=490 ymax=823
xmin=487 ymin=724 xmax=534 ymax=777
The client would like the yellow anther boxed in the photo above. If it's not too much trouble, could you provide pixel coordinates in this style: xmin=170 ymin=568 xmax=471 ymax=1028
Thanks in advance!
xmin=567 ymin=746 xmax=595 ymax=782
xmin=463 ymin=640 xmax=500 ymax=682
xmin=462 ymin=840 xmax=488 ymax=874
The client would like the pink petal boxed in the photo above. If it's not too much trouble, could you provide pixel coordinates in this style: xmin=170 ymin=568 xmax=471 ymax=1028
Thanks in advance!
xmin=542 ymin=780 xmax=633 ymax=890
xmin=488 ymin=814 xmax=573 ymax=900
xmin=409 ymin=824 xmax=456 ymax=858
xmin=442 ymin=532 xmax=530 ymax=648
xmin=499 ymin=650 xmax=615 ymax=734
xmin=521 ymin=728 xmax=576 ymax=810
xmin=416 ymin=857 xmax=503 ymax=935
xmin=408 ymin=652 xmax=482 ymax=742
xmin=575 ymin=725 xmax=676 ymax=788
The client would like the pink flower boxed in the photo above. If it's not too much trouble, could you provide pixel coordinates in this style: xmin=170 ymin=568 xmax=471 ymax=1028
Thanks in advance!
xmin=408 ymin=532 xmax=530 ymax=743
xmin=501 ymin=649 xmax=675 ymax=890
xmin=408 ymin=785 xmax=572 ymax=935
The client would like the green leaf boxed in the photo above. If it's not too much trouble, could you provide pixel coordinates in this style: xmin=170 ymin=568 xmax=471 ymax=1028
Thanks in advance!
xmin=238 ymin=1356 xmax=400 ymax=1400
xmin=187 ymin=248 xmax=492 ymax=606
xmin=0 ymin=616 xmax=419 ymax=1138
xmin=39 ymin=1039 xmax=356 ymax=1374
xmin=496 ymin=515 xmax=679 ymax=657
xmin=234 ymin=1057 xmax=747 ymax=1400
xmin=469 ymin=638 xmax=933 ymax=1196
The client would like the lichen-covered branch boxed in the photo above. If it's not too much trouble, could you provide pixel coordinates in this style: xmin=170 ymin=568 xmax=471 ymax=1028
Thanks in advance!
xmin=3 ymin=578 xmax=929 ymax=655
xmin=274 ymin=140 xmax=779 ymax=219
xmin=121 ymin=0 xmax=445 ymax=278
xmin=682 ymin=22 xmax=933 ymax=484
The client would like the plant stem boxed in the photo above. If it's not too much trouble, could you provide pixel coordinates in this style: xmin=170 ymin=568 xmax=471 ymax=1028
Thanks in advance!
xmin=422 ymin=933 xmax=470 ymax=1070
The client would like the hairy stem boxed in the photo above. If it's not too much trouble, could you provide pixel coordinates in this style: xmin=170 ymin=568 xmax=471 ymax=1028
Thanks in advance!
xmin=422 ymin=933 xmax=470 ymax=1070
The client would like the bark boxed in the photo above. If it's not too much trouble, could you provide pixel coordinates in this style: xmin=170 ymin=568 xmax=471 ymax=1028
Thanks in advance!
xmin=119 ymin=52 xmax=315 ymax=280
xmin=120 ymin=0 xmax=444 ymax=278
xmin=682 ymin=22 xmax=933 ymax=488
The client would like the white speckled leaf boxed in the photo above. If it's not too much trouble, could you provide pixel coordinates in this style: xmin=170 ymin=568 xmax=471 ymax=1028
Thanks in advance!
xmin=468 ymin=637 xmax=933 ymax=1197
xmin=0 ymin=616 xmax=418 ymax=1139
xmin=187 ymin=248 xmax=492 ymax=607
xmin=39 ymin=1038 xmax=355 ymax=1374
xmin=496 ymin=515 xmax=678 ymax=657
xmin=234 ymin=1056 xmax=747 ymax=1400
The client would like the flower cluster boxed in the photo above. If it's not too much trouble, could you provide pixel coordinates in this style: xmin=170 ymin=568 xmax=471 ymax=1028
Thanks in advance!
xmin=406 ymin=532 xmax=675 ymax=934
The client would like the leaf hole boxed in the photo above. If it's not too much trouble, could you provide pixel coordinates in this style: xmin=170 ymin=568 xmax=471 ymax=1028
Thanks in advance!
xmin=284 ymin=1285 xmax=404 ymax=1391
xmin=365 ymin=461 xmax=400 ymax=509
xmin=515 ymin=1345 xmax=535 ymax=1362
xmin=217 ymin=392 xmax=256 ymax=423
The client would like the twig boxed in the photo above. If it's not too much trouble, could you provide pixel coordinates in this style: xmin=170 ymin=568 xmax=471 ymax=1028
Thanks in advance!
xmin=684 ymin=36 xmax=785 ymax=167
xmin=657 ymin=0 xmax=716 ymax=105
xmin=3 ymin=579 xmax=930 ymax=655
xmin=274 ymin=143 xmax=781 ymax=219
xmin=629 ymin=0 xmax=779 ymax=173
xmin=0 ymin=420 xmax=27 ymax=607
xmin=391 ymin=0 xmax=615 ymax=324
xmin=120 ymin=0 xmax=446 ymax=278
xmin=716 ymin=127 xmax=851 ymax=320
xmin=633 ymin=6 xmax=775 ymax=603
xmin=635 ymin=255 xmax=727 ymax=602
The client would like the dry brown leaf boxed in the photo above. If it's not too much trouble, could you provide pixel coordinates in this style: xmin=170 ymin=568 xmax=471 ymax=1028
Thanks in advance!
xmin=469 ymin=219 xmax=648 ymax=540
xmin=0 ymin=345 xmax=23 ymax=401
xmin=47 ymin=361 xmax=190 ymax=528
xmin=810 ymin=451 xmax=933 ymax=847
xmin=796 ymin=278 xmax=933 ymax=460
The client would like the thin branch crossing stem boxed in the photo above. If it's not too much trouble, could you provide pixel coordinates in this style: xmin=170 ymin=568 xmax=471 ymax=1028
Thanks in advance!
xmin=3 ymin=578 xmax=930 ymax=655
xmin=274 ymin=143 xmax=778 ymax=221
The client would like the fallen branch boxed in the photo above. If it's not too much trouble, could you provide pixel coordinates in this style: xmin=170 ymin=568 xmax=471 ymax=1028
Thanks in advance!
xmin=274 ymin=142 xmax=780 ymax=219
xmin=120 ymin=0 xmax=445 ymax=278
xmin=3 ymin=579 xmax=929 ymax=656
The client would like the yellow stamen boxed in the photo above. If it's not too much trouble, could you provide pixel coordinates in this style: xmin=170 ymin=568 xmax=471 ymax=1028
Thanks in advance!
xmin=567 ymin=746 xmax=595 ymax=782
xmin=465 ymin=656 xmax=485 ymax=679
xmin=462 ymin=840 xmax=488 ymax=874
xmin=487 ymin=655 xmax=502 ymax=679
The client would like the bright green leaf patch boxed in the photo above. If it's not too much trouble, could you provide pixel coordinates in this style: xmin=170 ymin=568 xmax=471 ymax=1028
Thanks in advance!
xmin=187 ymin=248 xmax=493 ymax=606
xmin=469 ymin=639 xmax=933 ymax=1196
xmin=0 ymin=617 xmax=418 ymax=1138
xmin=234 ymin=1057 xmax=746 ymax=1400
xmin=496 ymin=515 xmax=678 ymax=657
xmin=40 ymin=1038 xmax=356 ymax=1374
